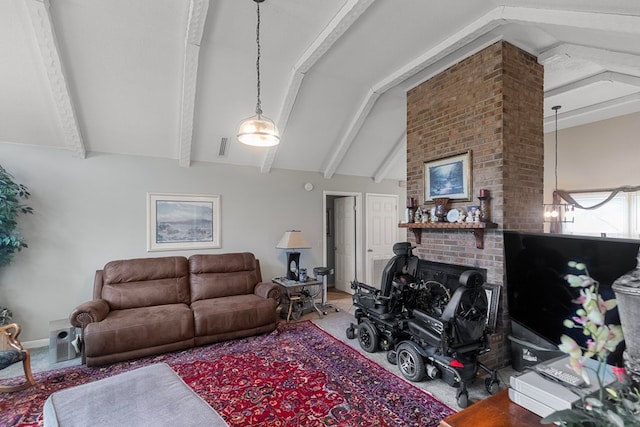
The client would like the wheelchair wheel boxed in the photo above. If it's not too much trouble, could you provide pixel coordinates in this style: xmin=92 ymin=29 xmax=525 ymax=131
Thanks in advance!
xmin=396 ymin=343 xmax=425 ymax=382
xmin=485 ymin=377 xmax=500 ymax=395
xmin=357 ymin=321 xmax=378 ymax=353
xmin=386 ymin=350 xmax=397 ymax=365
xmin=346 ymin=326 xmax=356 ymax=340
xmin=457 ymin=390 xmax=469 ymax=408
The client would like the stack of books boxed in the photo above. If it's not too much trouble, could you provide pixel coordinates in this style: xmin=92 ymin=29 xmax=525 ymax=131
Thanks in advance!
xmin=508 ymin=355 xmax=615 ymax=417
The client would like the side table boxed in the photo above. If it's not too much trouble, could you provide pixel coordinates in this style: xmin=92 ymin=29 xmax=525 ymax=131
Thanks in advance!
xmin=272 ymin=277 xmax=324 ymax=321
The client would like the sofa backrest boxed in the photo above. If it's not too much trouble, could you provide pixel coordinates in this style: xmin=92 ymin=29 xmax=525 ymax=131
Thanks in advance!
xmin=96 ymin=256 xmax=190 ymax=310
xmin=189 ymin=253 xmax=262 ymax=302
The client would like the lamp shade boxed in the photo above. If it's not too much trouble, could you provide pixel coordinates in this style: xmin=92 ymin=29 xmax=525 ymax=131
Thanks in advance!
xmin=276 ymin=230 xmax=311 ymax=249
xmin=237 ymin=115 xmax=280 ymax=147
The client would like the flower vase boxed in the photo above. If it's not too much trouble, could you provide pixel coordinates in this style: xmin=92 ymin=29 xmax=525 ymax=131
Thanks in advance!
xmin=612 ymin=250 xmax=640 ymax=385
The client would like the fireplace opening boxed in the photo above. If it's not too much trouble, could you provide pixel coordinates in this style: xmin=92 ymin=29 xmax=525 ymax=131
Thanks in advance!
xmin=416 ymin=259 xmax=487 ymax=291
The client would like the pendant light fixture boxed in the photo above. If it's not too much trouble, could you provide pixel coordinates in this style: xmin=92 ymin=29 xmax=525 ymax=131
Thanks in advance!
xmin=237 ymin=0 xmax=280 ymax=147
xmin=544 ymin=105 xmax=575 ymax=225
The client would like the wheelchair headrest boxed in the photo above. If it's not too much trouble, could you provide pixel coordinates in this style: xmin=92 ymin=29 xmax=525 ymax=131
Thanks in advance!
xmin=392 ymin=242 xmax=414 ymax=256
xmin=458 ymin=270 xmax=484 ymax=289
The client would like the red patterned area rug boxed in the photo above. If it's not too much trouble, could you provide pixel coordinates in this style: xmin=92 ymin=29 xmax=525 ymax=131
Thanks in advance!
xmin=0 ymin=321 xmax=454 ymax=426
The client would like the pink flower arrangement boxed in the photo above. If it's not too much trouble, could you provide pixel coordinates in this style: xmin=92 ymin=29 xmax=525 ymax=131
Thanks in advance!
xmin=558 ymin=261 xmax=624 ymax=386
xmin=542 ymin=261 xmax=640 ymax=427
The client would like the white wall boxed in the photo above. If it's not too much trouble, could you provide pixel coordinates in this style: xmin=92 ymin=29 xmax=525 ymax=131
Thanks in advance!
xmin=0 ymin=143 xmax=405 ymax=342
xmin=7 ymin=111 xmax=634 ymax=342
xmin=544 ymin=111 xmax=640 ymax=200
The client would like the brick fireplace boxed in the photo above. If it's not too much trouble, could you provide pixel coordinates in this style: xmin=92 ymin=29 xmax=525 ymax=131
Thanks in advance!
xmin=406 ymin=41 xmax=544 ymax=367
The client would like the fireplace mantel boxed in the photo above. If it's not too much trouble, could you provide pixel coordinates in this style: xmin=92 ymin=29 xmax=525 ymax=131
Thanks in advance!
xmin=398 ymin=222 xmax=498 ymax=249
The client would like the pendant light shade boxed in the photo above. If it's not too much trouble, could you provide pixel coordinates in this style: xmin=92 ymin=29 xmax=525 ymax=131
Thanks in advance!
xmin=237 ymin=0 xmax=280 ymax=147
xmin=237 ymin=114 xmax=280 ymax=147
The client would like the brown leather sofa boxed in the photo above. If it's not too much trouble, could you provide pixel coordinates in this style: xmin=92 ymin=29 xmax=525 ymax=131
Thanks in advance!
xmin=70 ymin=252 xmax=281 ymax=367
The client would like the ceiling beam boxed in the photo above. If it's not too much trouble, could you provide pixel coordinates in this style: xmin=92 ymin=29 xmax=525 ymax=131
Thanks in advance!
xmin=260 ymin=0 xmax=374 ymax=174
xmin=178 ymin=0 xmax=210 ymax=167
xmin=545 ymin=71 xmax=640 ymax=99
xmin=501 ymin=7 xmax=640 ymax=36
xmin=260 ymin=71 xmax=304 ymax=173
xmin=540 ymin=44 xmax=640 ymax=125
xmin=539 ymin=44 xmax=640 ymax=76
xmin=546 ymin=92 xmax=640 ymax=130
xmin=322 ymin=6 xmax=640 ymax=179
xmin=373 ymin=132 xmax=405 ymax=184
xmin=323 ymin=89 xmax=381 ymax=179
xmin=322 ymin=7 xmax=505 ymax=179
xmin=23 ymin=0 xmax=85 ymax=158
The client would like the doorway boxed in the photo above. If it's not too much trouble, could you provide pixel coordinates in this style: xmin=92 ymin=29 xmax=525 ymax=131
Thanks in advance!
xmin=323 ymin=192 xmax=399 ymax=293
xmin=323 ymin=192 xmax=362 ymax=294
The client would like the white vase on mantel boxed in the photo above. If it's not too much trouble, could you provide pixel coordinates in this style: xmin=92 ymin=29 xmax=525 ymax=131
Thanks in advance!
xmin=612 ymin=250 xmax=640 ymax=385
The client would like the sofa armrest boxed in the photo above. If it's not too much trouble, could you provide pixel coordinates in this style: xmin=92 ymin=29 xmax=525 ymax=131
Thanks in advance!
xmin=69 ymin=299 xmax=110 ymax=328
xmin=254 ymin=281 xmax=282 ymax=304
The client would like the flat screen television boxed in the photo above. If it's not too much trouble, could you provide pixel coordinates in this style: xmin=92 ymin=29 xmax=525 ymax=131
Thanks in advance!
xmin=504 ymin=231 xmax=640 ymax=366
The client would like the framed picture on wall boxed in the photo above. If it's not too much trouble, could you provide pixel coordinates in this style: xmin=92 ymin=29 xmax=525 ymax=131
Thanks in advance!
xmin=147 ymin=193 xmax=221 ymax=251
xmin=424 ymin=151 xmax=471 ymax=201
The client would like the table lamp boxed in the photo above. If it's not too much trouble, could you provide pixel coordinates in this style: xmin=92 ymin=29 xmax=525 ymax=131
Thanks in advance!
xmin=276 ymin=230 xmax=311 ymax=280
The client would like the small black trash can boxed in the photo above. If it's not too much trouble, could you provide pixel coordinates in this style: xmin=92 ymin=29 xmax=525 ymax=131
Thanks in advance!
xmin=509 ymin=320 xmax=564 ymax=371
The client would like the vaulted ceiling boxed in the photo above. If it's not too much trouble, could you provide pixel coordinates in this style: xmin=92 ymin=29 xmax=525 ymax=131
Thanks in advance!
xmin=2 ymin=0 xmax=639 ymax=182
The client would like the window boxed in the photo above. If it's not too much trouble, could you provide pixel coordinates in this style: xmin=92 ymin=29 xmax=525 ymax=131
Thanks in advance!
xmin=563 ymin=191 xmax=640 ymax=239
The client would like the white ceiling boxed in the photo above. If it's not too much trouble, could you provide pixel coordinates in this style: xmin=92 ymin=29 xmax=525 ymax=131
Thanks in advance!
xmin=2 ymin=0 xmax=639 ymax=182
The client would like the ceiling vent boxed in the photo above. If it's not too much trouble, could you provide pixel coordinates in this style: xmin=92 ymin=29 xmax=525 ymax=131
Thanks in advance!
xmin=218 ymin=137 xmax=229 ymax=157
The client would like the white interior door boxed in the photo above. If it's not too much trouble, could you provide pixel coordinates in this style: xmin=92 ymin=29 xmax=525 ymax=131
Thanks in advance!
xmin=366 ymin=194 xmax=399 ymax=288
xmin=334 ymin=196 xmax=356 ymax=292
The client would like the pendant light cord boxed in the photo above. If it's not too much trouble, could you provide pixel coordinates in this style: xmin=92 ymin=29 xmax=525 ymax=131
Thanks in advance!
xmin=555 ymin=107 xmax=558 ymax=192
xmin=255 ymin=1 xmax=262 ymax=117
xmin=553 ymin=105 xmax=561 ymax=195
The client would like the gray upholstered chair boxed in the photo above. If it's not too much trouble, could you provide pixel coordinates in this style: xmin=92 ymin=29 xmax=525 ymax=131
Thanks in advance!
xmin=0 ymin=323 xmax=35 ymax=392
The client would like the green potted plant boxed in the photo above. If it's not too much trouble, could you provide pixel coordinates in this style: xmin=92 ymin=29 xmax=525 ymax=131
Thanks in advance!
xmin=541 ymin=261 xmax=640 ymax=426
xmin=0 ymin=165 xmax=33 ymax=325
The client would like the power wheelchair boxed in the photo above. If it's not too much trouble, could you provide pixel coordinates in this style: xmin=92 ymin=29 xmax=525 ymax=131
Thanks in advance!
xmin=346 ymin=242 xmax=500 ymax=408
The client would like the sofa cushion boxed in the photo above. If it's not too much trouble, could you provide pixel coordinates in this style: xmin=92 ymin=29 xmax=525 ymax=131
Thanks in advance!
xmin=101 ymin=257 xmax=190 ymax=309
xmin=189 ymin=253 xmax=260 ymax=301
xmin=191 ymin=295 xmax=276 ymax=337
xmin=84 ymin=304 xmax=194 ymax=357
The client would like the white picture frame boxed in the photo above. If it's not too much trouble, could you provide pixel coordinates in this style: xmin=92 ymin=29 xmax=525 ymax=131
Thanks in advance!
xmin=147 ymin=193 xmax=221 ymax=251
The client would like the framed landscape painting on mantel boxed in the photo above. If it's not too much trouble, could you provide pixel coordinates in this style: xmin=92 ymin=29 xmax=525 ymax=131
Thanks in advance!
xmin=424 ymin=151 xmax=471 ymax=202
xmin=147 ymin=193 xmax=221 ymax=251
